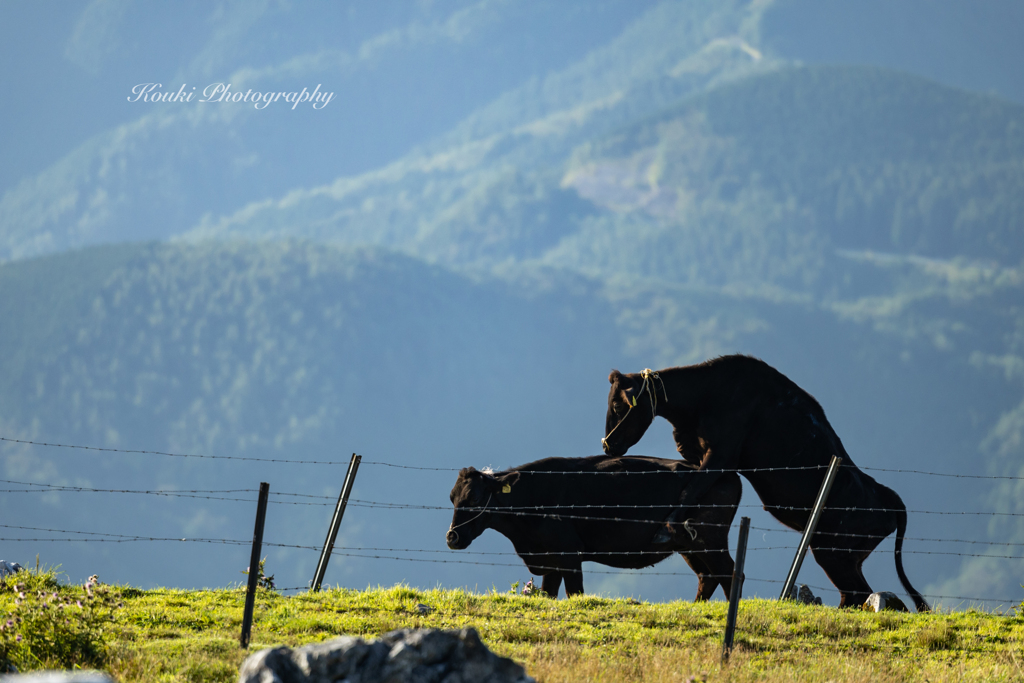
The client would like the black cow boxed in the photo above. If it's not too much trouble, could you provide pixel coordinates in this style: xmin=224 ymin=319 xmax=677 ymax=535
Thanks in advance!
xmin=602 ymin=354 xmax=930 ymax=611
xmin=446 ymin=455 xmax=742 ymax=600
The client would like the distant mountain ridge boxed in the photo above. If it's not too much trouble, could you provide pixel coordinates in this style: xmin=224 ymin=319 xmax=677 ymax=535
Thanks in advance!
xmin=186 ymin=65 xmax=1024 ymax=290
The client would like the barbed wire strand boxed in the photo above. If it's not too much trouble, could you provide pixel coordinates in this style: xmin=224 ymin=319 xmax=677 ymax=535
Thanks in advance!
xmin=3 ymin=437 xmax=1021 ymax=608
xmin=0 ymin=436 xmax=342 ymax=465
xmin=3 ymin=528 xmax=1019 ymax=605
xmin=9 ymin=480 xmax=1024 ymax=527
xmin=6 ymin=484 xmax=1024 ymax=545
xmin=3 ymin=523 xmax=1022 ymax=561
xmin=4 ymin=436 xmax=1024 ymax=480
xmin=351 ymin=500 xmax=1024 ymax=521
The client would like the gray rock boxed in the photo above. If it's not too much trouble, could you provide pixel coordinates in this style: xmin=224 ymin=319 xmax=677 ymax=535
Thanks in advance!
xmin=0 ymin=672 xmax=115 ymax=682
xmin=785 ymin=584 xmax=822 ymax=605
xmin=238 ymin=627 xmax=535 ymax=683
xmin=0 ymin=561 xmax=22 ymax=579
xmin=863 ymin=591 xmax=909 ymax=612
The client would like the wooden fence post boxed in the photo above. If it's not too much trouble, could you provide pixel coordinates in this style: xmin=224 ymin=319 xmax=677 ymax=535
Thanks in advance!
xmin=240 ymin=481 xmax=270 ymax=649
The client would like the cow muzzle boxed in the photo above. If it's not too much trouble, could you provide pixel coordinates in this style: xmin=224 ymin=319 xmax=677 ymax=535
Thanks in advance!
xmin=446 ymin=528 xmax=461 ymax=549
xmin=602 ymin=436 xmax=624 ymax=457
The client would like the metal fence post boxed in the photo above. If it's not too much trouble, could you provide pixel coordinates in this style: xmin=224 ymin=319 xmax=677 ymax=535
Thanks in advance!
xmin=722 ymin=516 xmax=750 ymax=662
xmin=311 ymin=453 xmax=362 ymax=592
xmin=240 ymin=482 xmax=270 ymax=649
xmin=779 ymin=455 xmax=843 ymax=601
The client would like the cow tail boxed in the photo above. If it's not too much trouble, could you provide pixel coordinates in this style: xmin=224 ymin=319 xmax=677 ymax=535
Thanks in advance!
xmin=894 ymin=503 xmax=931 ymax=613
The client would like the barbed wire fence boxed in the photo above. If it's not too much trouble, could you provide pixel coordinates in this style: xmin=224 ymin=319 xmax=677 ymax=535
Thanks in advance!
xmin=2 ymin=435 xmax=1022 ymax=613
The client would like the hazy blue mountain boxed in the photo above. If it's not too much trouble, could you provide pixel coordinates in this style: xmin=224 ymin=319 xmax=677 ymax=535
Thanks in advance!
xmin=0 ymin=0 xmax=675 ymax=261
xmin=0 ymin=241 xmax=624 ymax=590
xmin=5 ymin=0 xmax=1022 ymax=264
xmin=188 ymin=65 xmax=1024 ymax=290
xmin=1 ymin=0 xmax=1023 ymax=606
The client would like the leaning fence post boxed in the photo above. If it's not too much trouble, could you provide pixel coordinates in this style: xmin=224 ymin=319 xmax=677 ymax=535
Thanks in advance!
xmin=240 ymin=481 xmax=270 ymax=649
xmin=779 ymin=455 xmax=843 ymax=601
xmin=311 ymin=453 xmax=362 ymax=592
xmin=722 ymin=515 xmax=750 ymax=662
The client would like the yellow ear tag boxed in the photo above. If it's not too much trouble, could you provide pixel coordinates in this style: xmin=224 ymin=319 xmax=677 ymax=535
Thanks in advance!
xmin=502 ymin=484 xmax=512 ymax=494
xmin=631 ymin=396 xmax=637 ymax=407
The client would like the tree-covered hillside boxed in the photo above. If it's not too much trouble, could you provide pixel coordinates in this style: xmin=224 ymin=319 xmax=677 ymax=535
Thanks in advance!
xmin=187 ymin=66 xmax=1024 ymax=294
xmin=0 ymin=241 xmax=625 ymax=590
xmin=1 ymin=240 xmax=1021 ymax=604
xmin=0 ymin=241 xmax=622 ymax=460
xmin=2 ymin=1 xmax=1022 ymax=606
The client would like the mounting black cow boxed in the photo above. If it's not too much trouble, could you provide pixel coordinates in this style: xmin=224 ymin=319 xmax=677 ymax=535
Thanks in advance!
xmin=446 ymin=455 xmax=742 ymax=600
xmin=602 ymin=354 xmax=929 ymax=611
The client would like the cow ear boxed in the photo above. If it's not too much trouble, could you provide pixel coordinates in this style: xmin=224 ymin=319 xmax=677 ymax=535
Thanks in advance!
xmin=498 ymin=472 xmax=520 ymax=493
xmin=609 ymin=369 xmax=623 ymax=384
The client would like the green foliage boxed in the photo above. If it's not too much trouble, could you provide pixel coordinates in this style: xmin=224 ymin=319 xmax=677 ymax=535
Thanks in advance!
xmin=241 ymin=558 xmax=276 ymax=592
xmin=0 ymin=569 xmax=123 ymax=673
xmin=0 ymin=564 xmax=61 ymax=596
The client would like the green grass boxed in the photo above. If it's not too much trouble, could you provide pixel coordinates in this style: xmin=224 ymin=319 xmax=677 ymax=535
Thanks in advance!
xmin=2 ymin=573 xmax=1023 ymax=682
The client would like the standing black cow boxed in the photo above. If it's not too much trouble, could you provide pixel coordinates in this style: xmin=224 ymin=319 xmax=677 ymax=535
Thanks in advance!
xmin=602 ymin=354 xmax=930 ymax=611
xmin=446 ymin=455 xmax=742 ymax=600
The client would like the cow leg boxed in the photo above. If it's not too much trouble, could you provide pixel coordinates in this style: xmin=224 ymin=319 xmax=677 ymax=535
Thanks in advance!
xmin=841 ymin=559 xmax=873 ymax=608
xmin=702 ymin=550 xmax=735 ymax=601
xmin=810 ymin=547 xmax=872 ymax=607
xmin=540 ymin=573 xmax=562 ymax=598
xmin=562 ymin=562 xmax=585 ymax=596
xmin=679 ymin=553 xmax=714 ymax=601
xmin=681 ymin=550 xmax=734 ymax=601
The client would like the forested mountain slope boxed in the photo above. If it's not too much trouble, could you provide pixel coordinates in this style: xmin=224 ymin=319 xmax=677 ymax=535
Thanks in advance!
xmin=1 ymin=0 xmax=1022 ymax=603
xmin=1 ymin=238 xmax=1020 ymax=602
xmin=189 ymin=66 xmax=1024 ymax=291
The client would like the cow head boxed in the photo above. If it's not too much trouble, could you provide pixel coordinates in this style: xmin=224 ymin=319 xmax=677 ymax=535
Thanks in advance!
xmin=602 ymin=369 xmax=656 ymax=456
xmin=446 ymin=467 xmax=519 ymax=550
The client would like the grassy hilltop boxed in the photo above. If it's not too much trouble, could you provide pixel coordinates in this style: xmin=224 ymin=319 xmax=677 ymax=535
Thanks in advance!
xmin=2 ymin=570 xmax=1023 ymax=682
